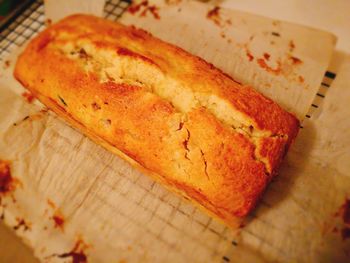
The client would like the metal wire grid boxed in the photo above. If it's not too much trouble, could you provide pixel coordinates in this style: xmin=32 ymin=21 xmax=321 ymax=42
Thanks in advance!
xmin=86 ymin=153 xmax=232 ymax=261
xmin=105 ymin=0 xmax=131 ymax=20
xmin=303 ymin=71 xmax=336 ymax=121
xmin=0 ymin=0 xmax=44 ymax=60
xmin=0 ymin=0 xmax=131 ymax=61
xmin=0 ymin=1 xmax=338 ymax=262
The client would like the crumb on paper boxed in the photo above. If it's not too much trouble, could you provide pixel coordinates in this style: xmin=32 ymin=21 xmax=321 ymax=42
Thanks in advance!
xmin=257 ymin=58 xmax=281 ymax=75
xmin=140 ymin=5 xmax=160 ymax=19
xmin=22 ymin=91 xmax=35 ymax=103
xmin=263 ymin=53 xmax=270 ymax=61
xmin=13 ymin=217 xmax=31 ymax=231
xmin=246 ymin=51 xmax=254 ymax=61
xmin=55 ymin=238 xmax=89 ymax=263
xmin=271 ymin=32 xmax=280 ymax=37
xmin=289 ymin=56 xmax=303 ymax=65
xmin=12 ymin=111 xmax=47 ymax=127
xmin=128 ymin=0 xmax=160 ymax=20
xmin=220 ymin=32 xmax=226 ymax=39
xmin=206 ymin=6 xmax=231 ymax=27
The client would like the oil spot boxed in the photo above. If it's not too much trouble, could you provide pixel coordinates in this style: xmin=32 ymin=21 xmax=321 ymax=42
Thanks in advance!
xmin=207 ymin=6 xmax=222 ymax=27
xmin=47 ymin=199 xmax=56 ymax=209
xmin=52 ymin=211 xmax=65 ymax=230
xmin=0 ymin=160 xmax=15 ymax=195
xmin=22 ymin=91 xmax=35 ymax=103
xmin=4 ymin=60 xmax=10 ymax=69
xmin=45 ymin=19 xmax=52 ymax=26
xmin=257 ymin=58 xmax=281 ymax=74
xmin=128 ymin=0 xmax=148 ymax=14
xmin=128 ymin=0 xmax=160 ymax=20
xmin=246 ymin=50 xmax=254 ymax=61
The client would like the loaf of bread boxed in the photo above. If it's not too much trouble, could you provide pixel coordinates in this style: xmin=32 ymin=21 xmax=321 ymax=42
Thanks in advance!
xmin=14 ymin=14 xmax=299 ymax=227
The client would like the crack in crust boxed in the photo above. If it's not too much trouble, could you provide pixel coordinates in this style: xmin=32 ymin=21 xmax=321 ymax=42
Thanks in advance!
xmin=183 ymin=128 xmax=191 ymax=161
xmin=199 ymin=149 xmax=210 ymax=181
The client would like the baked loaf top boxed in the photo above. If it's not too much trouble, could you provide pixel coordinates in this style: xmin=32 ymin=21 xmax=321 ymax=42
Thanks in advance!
xmin=14 ymin=14 xmax=299 ymax=226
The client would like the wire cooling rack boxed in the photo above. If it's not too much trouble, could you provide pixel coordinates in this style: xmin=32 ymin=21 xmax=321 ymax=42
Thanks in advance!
xmin=0 ymin=0 xmax=131 ymax=60
xmin=0 ymin=1 xmax=338 ymax=262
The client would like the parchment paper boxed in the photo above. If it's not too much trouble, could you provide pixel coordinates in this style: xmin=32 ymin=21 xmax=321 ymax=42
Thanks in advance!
xmin=120 ymin=0 xmax=336 ymax=119
xmin=1 ymin=1 xmax=349 ymax=262
xmin=44 ymin=0 xmax=105 ymax=23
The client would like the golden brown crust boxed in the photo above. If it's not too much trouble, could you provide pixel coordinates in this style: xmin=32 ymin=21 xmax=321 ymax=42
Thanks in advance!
xmin=14 ymin=14 xmax=299 ymax=226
